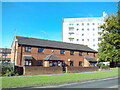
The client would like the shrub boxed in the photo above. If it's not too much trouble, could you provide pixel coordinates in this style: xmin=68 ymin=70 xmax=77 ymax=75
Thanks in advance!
xmin=1 ymin=62 xmax=17 ymax=76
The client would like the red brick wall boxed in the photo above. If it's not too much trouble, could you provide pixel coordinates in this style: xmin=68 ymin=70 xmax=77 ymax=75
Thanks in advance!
xmin=15 ymin=45 xmax=97 ymax=67
xmin=67 ymin=66 xmax=99 ymax=73
xmin=24 ymin=66 xmax=63 ymax=75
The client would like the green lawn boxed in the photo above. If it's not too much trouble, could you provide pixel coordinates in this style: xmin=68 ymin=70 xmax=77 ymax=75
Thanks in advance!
xmin=2 ymin=70 xmax=118 ymax=88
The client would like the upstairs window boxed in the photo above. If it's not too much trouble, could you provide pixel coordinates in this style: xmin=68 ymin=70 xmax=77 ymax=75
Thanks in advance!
xmin=87 ymin=23 xmax=89 ymax=25
xmin=70 ymin=51 xmax=74 ymax=55
xmin=60 ymin=50 xmax=65 ymax=54
xmin=38 ymin=48 xmax=44 ymax=52
xmin=82 ymin=23 xmax=84 ymax=25
xmin=79 ymin=52 xmax=82 ymax=56
xmin=25 ymin=46 xmax=31 ymax=52
xmin=76 ymin=23 xmax=79 ymax=26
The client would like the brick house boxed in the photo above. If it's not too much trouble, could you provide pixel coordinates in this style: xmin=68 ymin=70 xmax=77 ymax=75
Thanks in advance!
xmin=0 ymin=48 xmax=11 ymax=63
xmin=11 ymin=36 xmax=98 ymax=75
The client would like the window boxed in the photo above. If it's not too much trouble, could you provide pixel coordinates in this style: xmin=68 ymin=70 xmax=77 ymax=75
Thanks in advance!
xmin=76 ymin=23 xmax=79 ymax=26
xmin=60 ymin=50 xmax=65 ymax=54
xmin=69 ymin=28 xmax=74 ymax=31
xmin=77 ymin=39 xmax=79 ymax=41
xmin=82 ymin=23 xmax=84 ymax=25
xmin=38 ymin=48 xmax=44 ymax=52
xmin=87 ymin=39 xmax=89 ymax=41
xmin=58 ymin=61 xmax=61 ymax=66
xmin=37 ymin=60 xmax=43 ymax=66
xmin=2 ymin=53 xmax=7 ymax=56
xmin=92 ymin=23 xmax=95 ymax=25
xmin=79 ymin=61 xmax=82 ymax=66
xmin=25 ymin=46 xmax=31 ymax=52
xmin=0 ymin=50 xmax=2 ymax=53
xmin=87 ymin=28 xmax=89 ymax=31
xmin=82 ymin=39 xmax=84 ymax=41
xmin=69 ymin=38 xmax=74 ymax=41
xmin=87 ymin=23 xmax=89 ymax=25
xmin=93 ymin=28 xmax=95 ymax=31
xmin=93 ymin=34 xmax=95 ymax=36
xmin=82 ymin=28 xmax=84 ymax=31
xmin=70 ymin=51 xmax=74 ymax=55
xmin=70 ymin=61 xmax=74 ymax=66
xmin=79 ymin=52 xmax=82 ymax=56
xmin=69 ymin=24 xmax=73 ymax=25
xmin=93 ymin=39 xmax=95 ymax=41
xmin=49 ymin=61 xmax=53 ymax=67
xmin=25 ymin=60 xmax=32 ymax=66
xmin=82 ymin=34 xmax=84 ymax=36
xmin=76 ymin=28 xmax=79 ymax=31
xmin=93 ymin=44 xmax=95 ymax=47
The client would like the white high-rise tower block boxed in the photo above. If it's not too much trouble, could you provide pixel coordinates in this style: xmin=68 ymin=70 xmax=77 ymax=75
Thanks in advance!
xmin=62 ymin=12 xmax=107 ymax=51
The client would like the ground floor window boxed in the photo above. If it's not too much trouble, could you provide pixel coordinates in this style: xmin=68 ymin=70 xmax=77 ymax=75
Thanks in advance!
xmin=49 ymin=61 xmax=62 ymax=67
xmin=25 ymin=60 xmax=32 ymax=66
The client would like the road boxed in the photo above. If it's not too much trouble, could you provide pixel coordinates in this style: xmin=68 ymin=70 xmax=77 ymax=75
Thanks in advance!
xmin=5 ymin=77 xmax=119 ymax=90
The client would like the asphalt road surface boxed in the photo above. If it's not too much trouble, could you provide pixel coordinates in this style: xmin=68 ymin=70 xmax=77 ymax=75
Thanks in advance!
xmin=5 ymin=77 xmax=119 ymax=90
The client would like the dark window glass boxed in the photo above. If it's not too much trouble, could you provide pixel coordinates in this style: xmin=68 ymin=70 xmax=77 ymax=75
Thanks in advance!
xmin=70 ymin=51 xmax=74 ymax=55
xmin=50 ymin=61 xmax=53 ymax=67
xmin=2 ymin=53 xmax=7 ymax=56
xmin=60 ymin=50 xmax=65 ymax=54
xmin=79 ymin=52 xmax=82 ymax=56
xmin=25 ymin=46 xmax=31 ymax=52
xmin=82 ymin=23 xmax=84 ymax=25
xmin=70 ymin=61 xmax=74 ymax=66
xmin=25 ymin=60 xmax=32 ymax=66
xmin=87 ymin=23 xmax=89 ymax=25
xmin=37 ymin=60 xmax=43 ymax=66
xmin=77 ymin=23 xmax=79 ymax=26
xmin=38 ymin=48 xmax=44 ymax=52
xmin=93 ymin=23 xmax=95 ymax=25
xmin=77 ymin=39 xmax=79 ymax=41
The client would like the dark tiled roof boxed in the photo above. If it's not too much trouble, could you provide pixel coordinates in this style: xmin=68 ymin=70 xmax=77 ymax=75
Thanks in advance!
xmin=44 ymin=54 xmax=63 ymax=61
xmin=84 ymin=56 xmax=97 ymax=62
xmin=0 ymin=48 xmax=11 ymax=54
xmin=15 ymin=36 xmax=97 ymax=53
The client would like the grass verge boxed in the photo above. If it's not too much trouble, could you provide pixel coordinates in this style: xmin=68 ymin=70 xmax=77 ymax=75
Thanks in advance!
xmin=2 ymin=70 xmax=118 ymax=88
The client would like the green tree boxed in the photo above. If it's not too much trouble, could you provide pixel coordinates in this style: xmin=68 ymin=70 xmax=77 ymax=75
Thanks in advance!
xmin=98 ymin=10 xmax=120 ymax=67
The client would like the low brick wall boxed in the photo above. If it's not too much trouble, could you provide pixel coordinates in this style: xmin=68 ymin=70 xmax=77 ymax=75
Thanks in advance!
xmin=67 ymin=67 xmax=99 ymax=73
xmin=101 ymin=67 xmax=110 ymax=70
xmin=24 ymin=66 xmax=63 ymax=75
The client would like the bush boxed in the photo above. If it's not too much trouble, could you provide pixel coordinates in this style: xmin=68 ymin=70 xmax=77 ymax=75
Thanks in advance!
xmin=1 ymin=62 xmax=17 ymax=76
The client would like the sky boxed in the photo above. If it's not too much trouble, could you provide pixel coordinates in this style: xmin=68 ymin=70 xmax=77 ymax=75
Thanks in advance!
xmin=2 ymin=2 xmax=118 ymax=48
